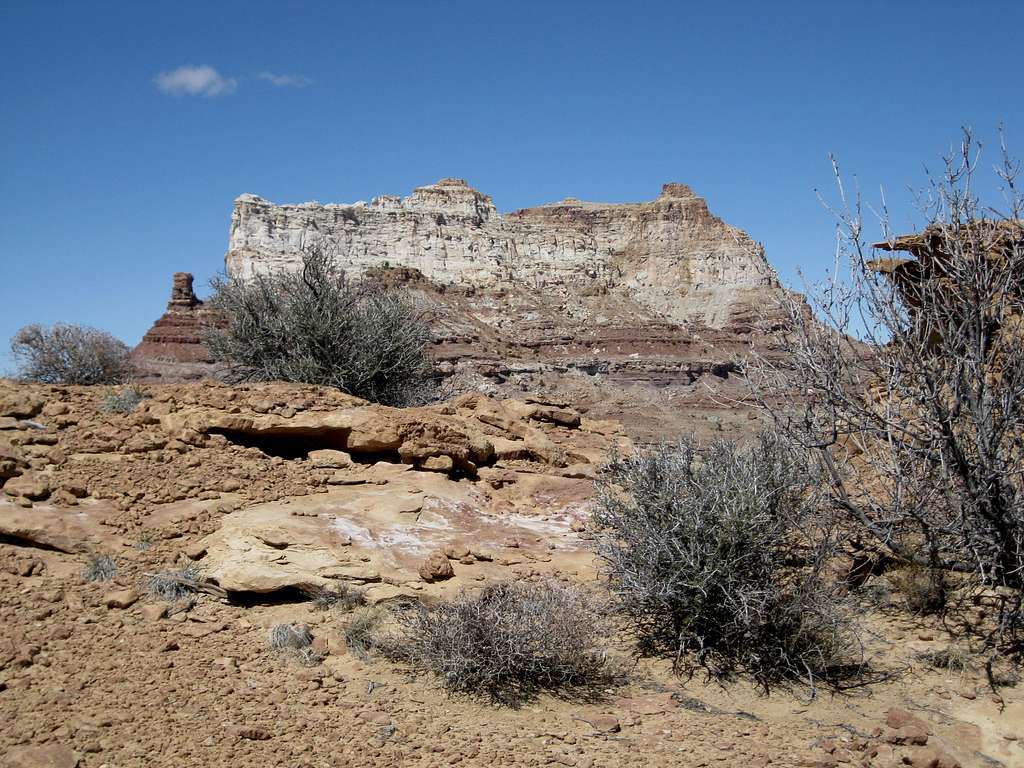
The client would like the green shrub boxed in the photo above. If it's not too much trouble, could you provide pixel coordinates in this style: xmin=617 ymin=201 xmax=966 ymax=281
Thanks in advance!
xmin=102 ymin=384 xmax=146 ymax=414
xmin=592 ymin=433 xmax=857 ymax=687
xmin=82 ymin=553 xmax=117 ymax=582
xmin=205 ymin=244 xmax=434 ymax=406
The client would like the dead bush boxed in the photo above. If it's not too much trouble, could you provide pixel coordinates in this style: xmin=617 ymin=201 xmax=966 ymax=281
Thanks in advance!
xmin=592 ymin=433 xmax=859 ymax=688
xmin=745 ymin=130 xmax=1024 ymax=661
xmin=205 ymin=243 xmax=434 ymax=406
xmin=11 ymin=323 xmax=131 ymax=385
xmin=387 ymin=579 xmax=614 ymax=704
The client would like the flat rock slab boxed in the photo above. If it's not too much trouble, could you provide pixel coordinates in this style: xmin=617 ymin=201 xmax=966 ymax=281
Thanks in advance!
xmin=199 ymin=468 xmax=598 ymax=600
xmin=0 ymin=499 xmax=121 ymax=553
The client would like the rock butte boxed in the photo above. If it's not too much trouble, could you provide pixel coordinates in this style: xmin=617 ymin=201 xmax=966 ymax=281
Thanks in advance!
xmin=135 ymin=179 xmax=800 ymax=439
xmin=227 ymin=178 xmax=782 ymax=331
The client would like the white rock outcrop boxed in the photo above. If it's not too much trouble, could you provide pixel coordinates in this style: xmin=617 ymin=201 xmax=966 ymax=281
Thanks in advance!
xmin=226 ymin=178 xmax=780 ymax=329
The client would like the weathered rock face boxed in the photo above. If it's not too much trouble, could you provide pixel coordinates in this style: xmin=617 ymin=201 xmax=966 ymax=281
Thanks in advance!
xmin=227 ymin=178 xmax=780 ymax=329
xmin=131 ymin=273 xmax=218 ymax=382
xmin=0 ymin=379 xmax=624 ymax=600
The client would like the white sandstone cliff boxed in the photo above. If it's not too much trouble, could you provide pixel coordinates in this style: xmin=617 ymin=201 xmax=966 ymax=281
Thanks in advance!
xmin=225 ymin=178 xmax=780 ymax=329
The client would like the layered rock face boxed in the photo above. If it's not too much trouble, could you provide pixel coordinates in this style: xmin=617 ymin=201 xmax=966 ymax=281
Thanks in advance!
xmin=227 ymin=178 xmax=780 ymax=330
xmin=224 ymin=179 xmax=794 ymax=439
xmin=131 ymin=273 xmax=218 ymax=382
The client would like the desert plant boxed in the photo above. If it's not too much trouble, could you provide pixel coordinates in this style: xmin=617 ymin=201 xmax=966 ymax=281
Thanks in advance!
xmin=268 ymin=622 xmax=322 ymax=665
xmin=386 ymin=579 xmax=613 ymax=704
xmin=919 ymin=643 xmax=973 ymax=674
xmin=890 ymin=565 xmax=948 ymax=615
xmin=82 ymin=553 xmax=117 ymax=582
xmin=205 ymin=243 xmax=434 ymax=406
xmin=304 ymin=582 xmax=366 ymax=612
xmin=11 ymin=323 xmax=132 ymax=385
xmin=102 ymin=384 xmax=146 ymax=414
xmin=147 ymin=563 xmax=203 ymax=602
xmin=592 ymin=433 xmax=857 ymax=688
xmin=343 ymin=605 xmax=389 ymax=659
xmin=745 ymin=129 xmax=1024 ymax=661
xmin=268 ymin=622 xmax=313 ymax=650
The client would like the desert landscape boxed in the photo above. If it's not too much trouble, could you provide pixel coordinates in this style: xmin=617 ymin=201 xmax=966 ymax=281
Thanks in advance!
xmin=3 ymin=4 xmax=1022 ymax=767
xmin=3 ymin=168 xmax=1022 ymax=768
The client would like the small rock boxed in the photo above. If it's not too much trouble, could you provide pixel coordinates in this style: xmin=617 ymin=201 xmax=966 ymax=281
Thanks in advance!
xmin=184 ymin=542 xmax=207 ymax=560
xmin=885 ymin=707 xmax=931 ymax=733
xmin=418 ymin=551 xmax=454 ymax=582
xmin=586 ymin=715 xmax=620 ymax=733
xmin=103 ymin=589 xmax=139 ymax=610
xmin=3 ymin=471 xmax=51 ymax=500
xmin=311 ymin=636 xmax=330 ymax=657
xmin=140 ymin=603 xmax=168 ymax=621
xmin=309 ymin=449 xmax=352 ymax=469
xmin=419 ymin=455 xmax=453 ymax=473
xmin=443 ymin=543 xmax=471 ymax=560
xmin=885 ymin=725 xmax=928 ymax=746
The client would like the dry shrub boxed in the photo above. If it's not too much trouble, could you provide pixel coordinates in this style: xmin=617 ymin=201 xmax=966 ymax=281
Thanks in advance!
xmin=343 ymin=605 xmax=389 ymax=659
xmin=890 ymin=564 xmax=948 ymax=615
xmin=745 ymin=130 xmax=1024 ymax=661
xmin=82 ymin=553 xmax=117 ymax=583
xmin=101 ymin=384 xmax=146 ymax=414
xmin=147 ymin=563 xmax=203 ymax=603
xmin=304 ymin=582 xmax=366 ymax=612
xmin=205 ymin=243 xmax=434 ymax=406
xmin=592 ymin=433 xmax=859 ymax=688
xmin=386 ymin=579 xmax=614 ymax=705
xmin=11 ymin=323 xmax=131 ymax=385
xmin=268 ymin=623 xmax=322 ymax=665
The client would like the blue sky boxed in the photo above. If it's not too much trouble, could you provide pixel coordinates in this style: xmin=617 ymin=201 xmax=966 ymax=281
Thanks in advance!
xmin=2 ymin=0 xmax=1022 ymax=372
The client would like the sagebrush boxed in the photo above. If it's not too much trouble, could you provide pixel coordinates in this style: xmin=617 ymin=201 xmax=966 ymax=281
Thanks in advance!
xmin=592 ymin=433 xmax=858 ymax=687
xmin=304 ymin=582 xmax=366 ymax=612
xmin=82 ymin=553 xmax=117 ymax=583
xmin=102 ymin=384 xmax=146 ymax=414
xmin=147 ymin=563 xmax=204 ymax=603
xmin=205 ymin=243 xmax=434 ymax=406
xmin=11 ymin=323 xmax=131 ymax=385
xmin=387 ymin=579 xmax=614 ymax=704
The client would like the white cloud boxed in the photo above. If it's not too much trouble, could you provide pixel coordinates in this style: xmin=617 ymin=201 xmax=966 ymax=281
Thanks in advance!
xmin=155 ymin=65 xmax=237 ymax=97
xmin=257 ymin=72 xmax=313 ymax=88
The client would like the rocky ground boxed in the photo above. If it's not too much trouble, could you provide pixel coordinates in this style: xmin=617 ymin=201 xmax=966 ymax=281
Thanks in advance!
xmin=1 ymin=380 xmax=1021 ymax=768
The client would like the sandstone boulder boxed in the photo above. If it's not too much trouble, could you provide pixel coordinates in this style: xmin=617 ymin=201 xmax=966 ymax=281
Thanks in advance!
xmin=418 ymin=551 xmax=454 ymax=582
xmin=3 ymin=471 xmax=51 ymax=500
